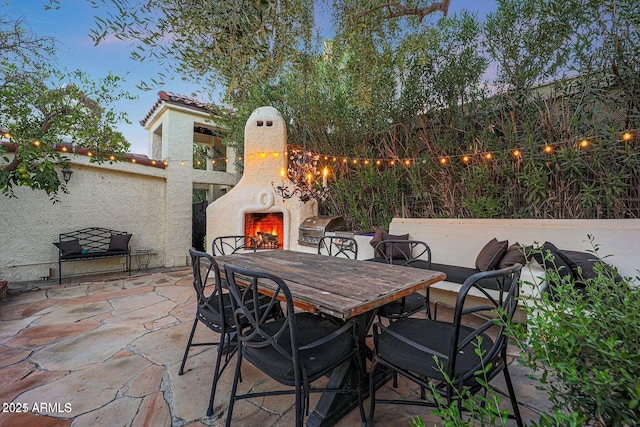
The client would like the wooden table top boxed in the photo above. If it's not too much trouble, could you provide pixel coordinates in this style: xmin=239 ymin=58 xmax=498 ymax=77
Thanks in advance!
xmin=214 ymin=250 xmax=446 ymax=321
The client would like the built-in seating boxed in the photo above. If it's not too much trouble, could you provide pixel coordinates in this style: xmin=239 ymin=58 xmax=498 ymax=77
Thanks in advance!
xmin=381 ymin=218 xmax=639 ymax=322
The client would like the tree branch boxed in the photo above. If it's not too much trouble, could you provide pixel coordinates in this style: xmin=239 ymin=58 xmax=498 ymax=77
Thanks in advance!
xmin=358 ymin=0 xmax=450 ymax=21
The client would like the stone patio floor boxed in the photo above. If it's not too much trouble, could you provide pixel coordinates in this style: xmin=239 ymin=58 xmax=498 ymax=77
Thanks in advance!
xmin=0 ymin=269 xmax=552 ymax=426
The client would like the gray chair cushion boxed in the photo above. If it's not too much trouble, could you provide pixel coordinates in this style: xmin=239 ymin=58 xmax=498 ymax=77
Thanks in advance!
xmin=376 ymin=292 xmax=427 ymax=318
xmin=243 ymin=312 xmax=353 ymax=385
xmin=377 ymin=317 xmax=494 ymax=381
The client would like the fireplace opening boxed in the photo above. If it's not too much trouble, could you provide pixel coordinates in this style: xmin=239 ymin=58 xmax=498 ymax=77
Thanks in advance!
xmin=244 ymin=212 xmax=284 ymax=249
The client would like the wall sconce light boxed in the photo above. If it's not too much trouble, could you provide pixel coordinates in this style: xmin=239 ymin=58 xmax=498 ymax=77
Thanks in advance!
xmin=61 ymin=167 xmax=73 ymax=184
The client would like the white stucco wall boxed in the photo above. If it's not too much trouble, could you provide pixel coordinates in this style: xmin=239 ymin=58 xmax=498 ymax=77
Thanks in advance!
xmin=0 ymin=155 xmax=167 ymax=282
xmin=1 ymin=98 xmax=239 ymax=284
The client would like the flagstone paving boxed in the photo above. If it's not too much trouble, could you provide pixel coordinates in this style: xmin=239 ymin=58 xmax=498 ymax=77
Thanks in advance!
xmin=0 ymin=269 xmax=551 ymax=426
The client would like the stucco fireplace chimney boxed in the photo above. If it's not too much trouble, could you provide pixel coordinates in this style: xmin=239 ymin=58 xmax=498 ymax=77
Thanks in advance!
xmin=206 ymin=106 xmax=318 ymax=251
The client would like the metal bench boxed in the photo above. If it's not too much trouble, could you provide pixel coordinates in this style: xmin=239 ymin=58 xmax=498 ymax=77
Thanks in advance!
xmin=54 ymin=227 xmax=131 ymax=284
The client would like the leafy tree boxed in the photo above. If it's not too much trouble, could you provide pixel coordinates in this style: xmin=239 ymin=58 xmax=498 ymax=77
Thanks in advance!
xmin=86 ymin=0 xmax=639 ymax=228
xmin=0 ymin=8 xmax=133 ymax=201
xmin=87 ymin=0 xmax=450 ymax=95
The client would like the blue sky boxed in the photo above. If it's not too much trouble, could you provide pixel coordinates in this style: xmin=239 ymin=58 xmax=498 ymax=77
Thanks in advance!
xmin=11 ymin=0 xmax=498 ymax=156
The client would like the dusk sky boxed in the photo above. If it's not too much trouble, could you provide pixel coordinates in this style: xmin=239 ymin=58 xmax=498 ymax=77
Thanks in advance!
xmin=10 ymin=1 xmax=499 ymax=156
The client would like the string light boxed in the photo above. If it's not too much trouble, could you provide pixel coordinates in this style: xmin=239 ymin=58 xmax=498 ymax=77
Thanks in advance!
xmin=197 ymin=129 xmax=637 ymax=173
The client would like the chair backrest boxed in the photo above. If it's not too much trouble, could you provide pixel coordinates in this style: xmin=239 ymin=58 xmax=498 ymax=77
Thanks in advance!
xmin=188 ymin=248 xmax=227 ymax=319
xmin=448 ymin=263 xmax=522 ymax=386
xmin=212 ymin=235 xmax=257 ymax=256
xmin=373 ymin=240 xmax=431 ymax=268
xmin=224 ymin=265 xmax=297 ymax=361
xmin=317 ymin=236 xmax=358 ymax=259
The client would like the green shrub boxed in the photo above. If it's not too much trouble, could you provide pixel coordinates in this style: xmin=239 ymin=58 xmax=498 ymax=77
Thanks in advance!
xmin=513 ymin=240 xmax=640 ymax=426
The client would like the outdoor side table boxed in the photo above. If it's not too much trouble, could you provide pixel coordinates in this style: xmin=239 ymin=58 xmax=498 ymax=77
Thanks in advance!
xmin=135 ymin=248 xmax=153 ymax=272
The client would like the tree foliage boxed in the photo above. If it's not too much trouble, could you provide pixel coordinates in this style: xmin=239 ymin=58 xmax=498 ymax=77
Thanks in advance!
xmin=0 ymin=7 xmax=133 ymax=201
xmin=89 ymin=0 xmax=639 ymax=229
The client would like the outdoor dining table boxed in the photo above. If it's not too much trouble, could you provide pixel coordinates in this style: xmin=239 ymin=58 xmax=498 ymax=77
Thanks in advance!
xmin=214 ymin=249 xmax=446 ymax=427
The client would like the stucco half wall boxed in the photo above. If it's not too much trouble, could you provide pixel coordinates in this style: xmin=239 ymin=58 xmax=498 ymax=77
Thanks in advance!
xmin=389 ymin=218 xmax=640 ymax=280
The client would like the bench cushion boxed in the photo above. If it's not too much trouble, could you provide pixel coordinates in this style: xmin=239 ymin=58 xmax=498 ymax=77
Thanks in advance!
xmin=430 ymin=263 xmax=505 ymax=291
xmin=60 ymin=250 xmax=129 ymax=260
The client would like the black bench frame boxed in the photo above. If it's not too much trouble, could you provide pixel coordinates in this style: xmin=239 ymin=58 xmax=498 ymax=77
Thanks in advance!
xmin=56 ymin=227 xmax=131 ymax=284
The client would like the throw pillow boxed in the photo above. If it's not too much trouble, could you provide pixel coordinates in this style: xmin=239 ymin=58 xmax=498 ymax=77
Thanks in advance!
xmin=531 ymin=242 xmax=574 ymax=279
xmin=382 ymin=232 xmax=411 ymax=259
xmin=498 ymin=242 xmax=528 ymax=269
xmin=369 ymin=227 xmax=387 ymax=257
xmin=561 ymin=250 xmax=622 ymax=282
xmin=108 ymin=233 xmax=132 ymax=251
xmin=475 ymin=238 xmax=509 ymax=271
xmin=53 ymin=239 xmax=84 ymax=255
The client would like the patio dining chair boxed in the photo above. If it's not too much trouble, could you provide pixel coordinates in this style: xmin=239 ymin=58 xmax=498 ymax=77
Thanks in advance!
xmin=179 ymin=249 xmax=280 ymax=417
xmin=211 ymin=235 xmax=257 ymax=256
xmin=223 ymin=264 xmax=367 ymax=427
xmin=372 ymin=240 xmax=433 ymax=320
xmin=317 ymin=235 xmax=358 ymax=259
xmin=368 ymin=263 xmax=524 ymax=427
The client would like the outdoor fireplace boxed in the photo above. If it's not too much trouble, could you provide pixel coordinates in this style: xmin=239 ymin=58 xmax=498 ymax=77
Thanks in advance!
xmin=207 ymin=106 xmax=318 ymax=252
xmin=245 ymin=212 xmax=284 ymax=249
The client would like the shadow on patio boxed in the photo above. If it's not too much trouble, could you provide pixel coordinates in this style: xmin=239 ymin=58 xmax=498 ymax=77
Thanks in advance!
xmin=0 ymin=269 xmax=550 ymax=426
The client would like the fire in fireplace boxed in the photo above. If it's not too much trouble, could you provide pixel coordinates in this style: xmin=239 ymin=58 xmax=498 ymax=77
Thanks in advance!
xmin=244 ymin=213 xmax=284 ymax=249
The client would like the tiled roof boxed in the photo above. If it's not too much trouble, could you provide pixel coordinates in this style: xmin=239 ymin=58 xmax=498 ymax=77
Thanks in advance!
xmin=140 ymin=91 xmax=215 ymax=126
xmin=1 ymin=141 xmax=166 ymax=169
